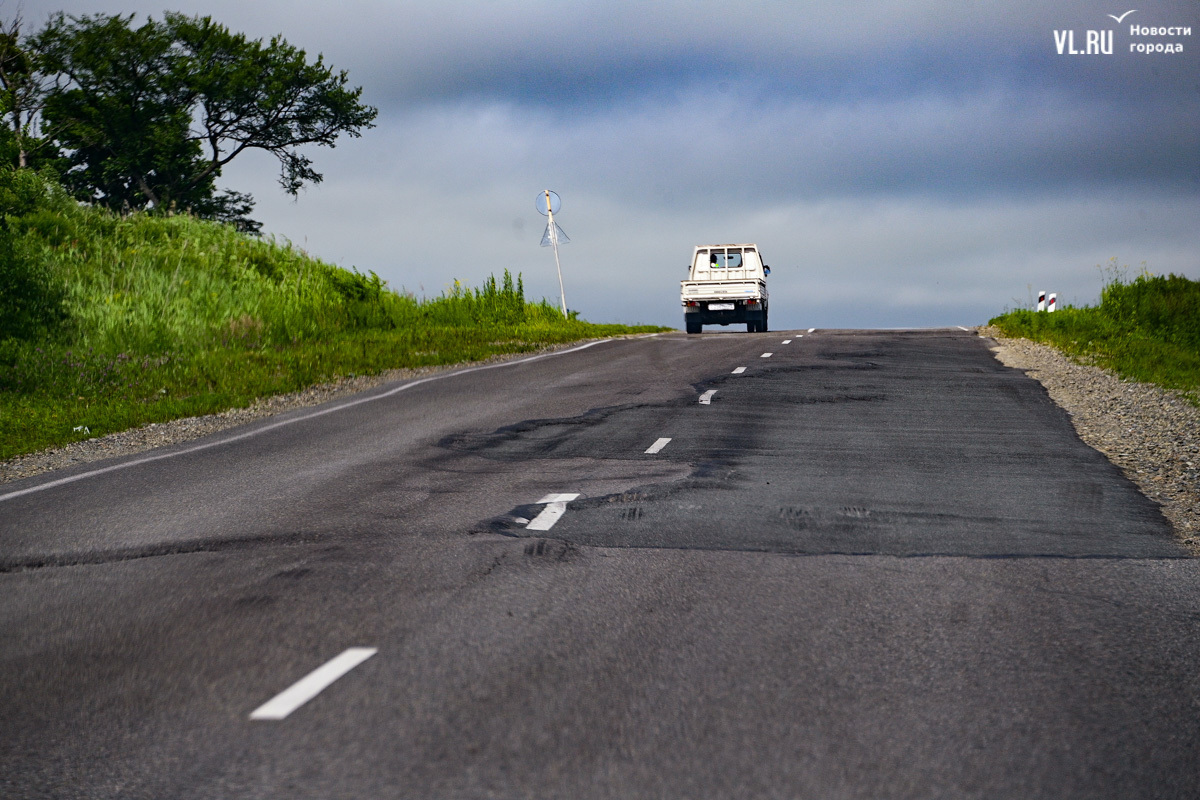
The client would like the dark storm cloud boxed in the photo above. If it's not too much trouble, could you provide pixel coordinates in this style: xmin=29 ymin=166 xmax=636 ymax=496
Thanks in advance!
xmin=369 ymin=85 xmax=1197 ymax=208
xmin=26 ymin=1 xmax=1193 ymax=105
xmin=17 ymin=0 xmax=1198 ymax=202
xmin=331 ymin=0 xmax=1198 ymax=204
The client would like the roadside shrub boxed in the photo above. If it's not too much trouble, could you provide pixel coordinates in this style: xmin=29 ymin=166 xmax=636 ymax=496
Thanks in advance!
xmin=0 ymin=166 xmax=55 ymax=217
xmin=326 ymin=266 xmax=384 ymax=302
xmin=0 ymin=169 xmax=69 ymax=339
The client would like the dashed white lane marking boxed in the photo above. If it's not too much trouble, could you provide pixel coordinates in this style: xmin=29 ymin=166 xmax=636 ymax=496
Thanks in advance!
xmin=761 ymin=352 xmax=773 ymax=358
xmin=645 ymin=438 xmax=672 ymax=454
xmin=538 ymin=492 xmax=581 ymax=503
xmin=808 ymin=328 xmax=816 ymax=333
xmin=527 ymin=493 xmax=581 ymax=531
xmin=732 ymin=367 xmax=746 ymax=374
xmin=782 ymin=340 xmax=792 ymax=344
xmin=698 ymin=390 xmax=717 ymax=404
xmin=1 ymin=340 xmax=611 ymax=504
xmin=250 ymin=648 xmax=378 ymax=721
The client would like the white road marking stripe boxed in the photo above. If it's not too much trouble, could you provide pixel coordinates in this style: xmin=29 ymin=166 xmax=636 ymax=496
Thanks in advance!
xmin=698 ymin=390 xmax=717 ymax=404
xmin=732 ymin=367 xmax=746 ymax=374
xmin=0 ymin=340 xmax=612 ymax=504
xmin=761 ymin=352 xmax=773 ymax=358
xmin=957 ymin=326 xmax=970 ymax=331
xmin=808 ymin=328 xmax=816 ymax=333
xmin=527 ymin=493 xmax=580 ymax=531
xmin=782 ymin=340 xmax=792 ymax=344
xmin=250 ymin=648 xmax=377 ymax=721
xmin=527 ymin=505 xmax=567 ymax=530
xmin=537 ymin=493 xmax=580 ymax=504
xmin=645 ymin=438 xmax=671 ymax=454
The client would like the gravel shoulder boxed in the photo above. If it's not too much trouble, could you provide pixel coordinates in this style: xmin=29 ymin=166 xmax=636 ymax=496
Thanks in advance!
xmin=981 ymin=327 xmax=1199 ymax=553
xmin=4 ymin=330 xmax=1196 ymax=555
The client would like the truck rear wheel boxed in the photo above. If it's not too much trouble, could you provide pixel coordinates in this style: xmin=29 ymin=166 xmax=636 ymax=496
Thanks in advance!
xmin=686 ymin=318 xmax=702 ymax=334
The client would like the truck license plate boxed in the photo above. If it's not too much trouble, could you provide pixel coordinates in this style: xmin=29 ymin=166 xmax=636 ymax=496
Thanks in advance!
xmin=708 ymin=303 xmax=734 ymax=311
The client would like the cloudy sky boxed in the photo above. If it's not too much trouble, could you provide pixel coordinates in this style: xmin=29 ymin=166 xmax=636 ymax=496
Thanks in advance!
xmin=9 ymin=0 xmax=1200 ymax=329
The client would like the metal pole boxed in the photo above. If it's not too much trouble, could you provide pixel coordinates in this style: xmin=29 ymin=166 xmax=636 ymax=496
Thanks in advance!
xmin=545 ymin=190 xmax=567 ymax=317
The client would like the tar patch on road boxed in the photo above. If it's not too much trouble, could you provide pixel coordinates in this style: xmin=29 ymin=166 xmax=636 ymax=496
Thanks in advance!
xmin=470 ymin=331 xmax=1188 ymax=559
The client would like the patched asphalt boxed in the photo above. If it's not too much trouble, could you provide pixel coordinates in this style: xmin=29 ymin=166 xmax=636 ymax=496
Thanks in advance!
xmin=471 ymin=330 xmax=1183 ymax=558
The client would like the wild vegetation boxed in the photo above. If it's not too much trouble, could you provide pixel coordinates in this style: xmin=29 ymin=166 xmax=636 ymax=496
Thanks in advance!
xmin=990 ymin=261 xmax=1200 ymax=402
xmin=0 ymin=168 xmax=667 ymax=459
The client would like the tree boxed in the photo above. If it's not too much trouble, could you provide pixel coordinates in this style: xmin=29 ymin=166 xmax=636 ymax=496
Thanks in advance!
xmin=167 ymin=13 xmax=378 ymax=198
xmin=0 ymin=13 xmax=54 ymax=169
xmin=32 ymin=12 xmax=376 ymax=231
xmin=36 ymin=13 xmax=202 ymax=213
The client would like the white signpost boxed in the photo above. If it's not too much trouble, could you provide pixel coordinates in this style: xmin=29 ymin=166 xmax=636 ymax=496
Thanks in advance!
xmin=535 ymin=190 xmax=570 ymax=317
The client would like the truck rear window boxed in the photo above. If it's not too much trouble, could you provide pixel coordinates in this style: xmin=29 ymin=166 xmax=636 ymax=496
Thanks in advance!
xmin=707 ymin=249 xmax=743 ymax=269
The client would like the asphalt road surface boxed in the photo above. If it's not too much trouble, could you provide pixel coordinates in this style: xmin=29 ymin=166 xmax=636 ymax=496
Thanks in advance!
xmin=3 ymin=329 xmax=1198 ymax=799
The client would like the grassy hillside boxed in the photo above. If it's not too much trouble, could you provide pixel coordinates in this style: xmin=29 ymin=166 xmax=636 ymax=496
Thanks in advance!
xmin=0 ymin=168 xmax=668 ymax=459
xmin=989 ymin=264 xmax=1200 ymax=402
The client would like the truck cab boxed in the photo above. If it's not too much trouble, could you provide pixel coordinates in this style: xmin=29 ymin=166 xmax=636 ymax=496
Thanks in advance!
xmin=680 ymin=243 xmax=770 ymax=333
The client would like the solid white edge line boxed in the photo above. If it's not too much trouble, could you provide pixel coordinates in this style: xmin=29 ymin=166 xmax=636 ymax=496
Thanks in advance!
xmin=957 ymin=326 xmax=970 ymax=331
xmin=644 ymin=437 xmax=671 ymax=454
xmin=698 ymin=389 xmax=717 ymax=404
xmin=732 ymin=367 xmax=746 ymax=374
xmin=1 ymin=340 xmax=611 ymax=503
xmin=250 ymin=647 xmax=377 ymax=721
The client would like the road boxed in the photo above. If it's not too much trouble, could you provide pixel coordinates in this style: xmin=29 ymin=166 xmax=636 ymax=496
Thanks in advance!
xmin=2 ymin=329 xmax=1198 ymax=799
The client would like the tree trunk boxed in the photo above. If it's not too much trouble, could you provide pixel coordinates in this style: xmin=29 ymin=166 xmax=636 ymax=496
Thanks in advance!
xmin=136 ymin=175 xmax=161 ymax=208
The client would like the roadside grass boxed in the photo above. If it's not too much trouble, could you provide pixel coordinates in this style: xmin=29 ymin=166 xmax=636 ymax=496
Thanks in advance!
xmin=0 ymin=169 xmax=669 ymax=460
xmin=989 ymin=263 xmax=1200 ymax=403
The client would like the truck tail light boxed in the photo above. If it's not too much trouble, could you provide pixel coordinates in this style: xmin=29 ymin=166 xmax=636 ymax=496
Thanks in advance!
xmin=746 ymin=298 xmax=758 ymax=305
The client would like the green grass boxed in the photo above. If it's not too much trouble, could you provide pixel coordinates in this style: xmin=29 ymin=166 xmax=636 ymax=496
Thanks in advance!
xmin=989 ymin=262 xmax=1200 ymax=402
xmin=0 ymin=169 xmax=669 ymax=459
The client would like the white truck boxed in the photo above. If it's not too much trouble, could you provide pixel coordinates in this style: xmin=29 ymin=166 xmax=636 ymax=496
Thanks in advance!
xmin=680 ymin=243 xmax=771 ymax=334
